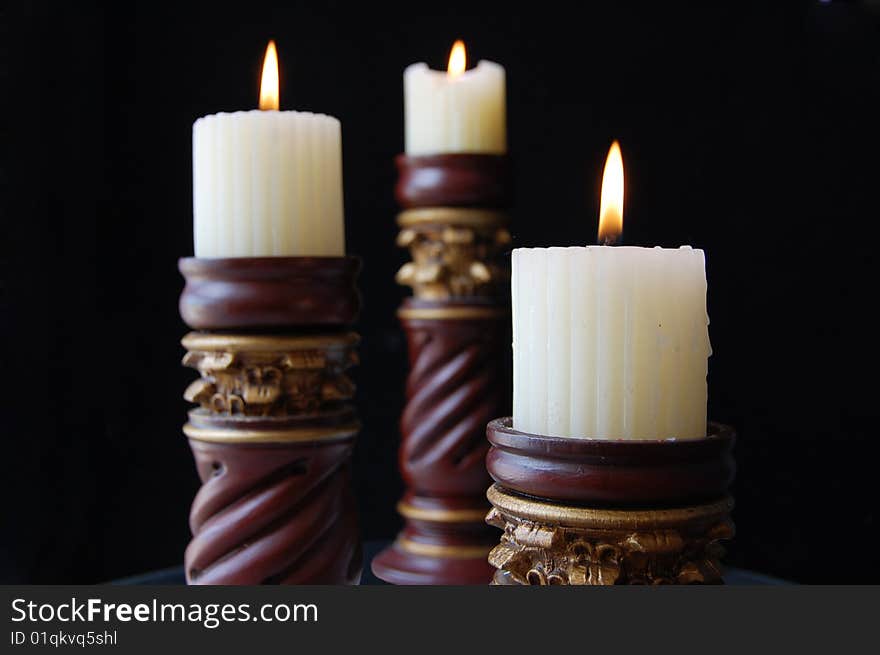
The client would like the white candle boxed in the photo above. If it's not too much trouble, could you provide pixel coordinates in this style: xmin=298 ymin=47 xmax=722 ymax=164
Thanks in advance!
xmin=193 ymin=41 xmax=345 ymax=257
xmin=404 ymin=41 xmax=506 ymax=155
xmin=511 ymin=143 xmax=711 ymax=440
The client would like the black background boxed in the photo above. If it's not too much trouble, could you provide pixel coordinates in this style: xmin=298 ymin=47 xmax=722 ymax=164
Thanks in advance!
xmin=2 ymin=1 xmax=878 ymax=584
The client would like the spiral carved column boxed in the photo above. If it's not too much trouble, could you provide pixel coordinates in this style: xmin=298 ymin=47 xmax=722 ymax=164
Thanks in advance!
xmin=372 ymin=154 xmax=511 ymax=585
xmin=179 ymin=257 xmax=362 ymax=585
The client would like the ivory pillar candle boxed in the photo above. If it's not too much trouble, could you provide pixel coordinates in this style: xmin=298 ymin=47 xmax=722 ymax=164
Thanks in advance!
xmin=192 ymin=41 xmax=345 ymax=257
xmin=403 ymin=40 xmax=506 ymax=155
xmin=511 ymin=143 xmax=711 ymax=440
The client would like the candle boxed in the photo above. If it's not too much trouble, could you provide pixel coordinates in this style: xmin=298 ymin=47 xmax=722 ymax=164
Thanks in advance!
xmin=193 ymin=41 xmax=345 ymax=257
xmin=512 ymin=142 xmax=711 ymax=440
xmin=403 ymin=40 xmax=506 ymax=155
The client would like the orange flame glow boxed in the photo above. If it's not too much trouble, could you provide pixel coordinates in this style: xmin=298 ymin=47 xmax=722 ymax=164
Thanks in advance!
xmin=447 ymin=40 xmax=466 ymax=78
xmin=259 ymin=40 xmax=279 ymax=110
xmin=598 ymin=141 xmax=624 ymax=244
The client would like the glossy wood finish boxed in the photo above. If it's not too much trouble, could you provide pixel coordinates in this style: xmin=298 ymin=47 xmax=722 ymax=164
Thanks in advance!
xmin=486 ymin=417 xmax=736 ymax=506
xmin=179 ymin=256 xmax=361 ymax=330
xmin=398 ymin=300 xmax=510 ymax=497
xmin=186 ymin=428 xmax=361 ymax=585
xmin=372 ymin=299 xmax=509 ymax=585
xmin=395 ymin=154 xmax=510 ymax=209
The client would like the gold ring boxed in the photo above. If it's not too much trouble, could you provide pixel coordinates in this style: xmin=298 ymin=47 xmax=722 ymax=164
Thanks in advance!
xmin=181 ymin=332 xmax=359 ymax=353
xmin=397 ymin=501 xmax=490 ymax=523
xmin=183 ymin=422 xmax=360 ymax=444
xmin=398 ymin=306 xmax=508 ymax=321
xmin=397 ymin=207 xmax=508 ymax=229
xmin=397 ymin=537 xmax=493 ymax=560
xmin=487 ymin=485 xmax=734 ymax=530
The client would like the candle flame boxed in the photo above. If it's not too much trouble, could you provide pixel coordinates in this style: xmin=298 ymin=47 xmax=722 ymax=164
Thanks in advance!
xmin=598 ymin=140 xmax=624 ymax=244
xmin=259 ymin=40 xmax=280 ymax=110
xmin=447 ymin=40 xmax=466 ymax=78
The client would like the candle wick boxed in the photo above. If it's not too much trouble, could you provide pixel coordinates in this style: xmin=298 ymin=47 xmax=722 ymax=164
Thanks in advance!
xmin=601 ymin=234 xmax=620 ymax=246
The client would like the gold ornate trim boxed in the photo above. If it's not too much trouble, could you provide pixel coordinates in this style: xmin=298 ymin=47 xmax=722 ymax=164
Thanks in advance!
xmin=398 ymin=306 xmax=508 ymax=321
xmin=183 ymin=422 xmax=360 ymax=444
xmin=397 ymin=501 xmax=490 ymax=523
xmin=396 ymin=207 xmax=511 ymax=300
xmin=487 ymin=484 xmax=735 ymax=585
xmin=182 ymin=331 xmax=359 ymax=417
xmin=396 ymin=537 xmax=493 ymax=560
xmin=397 ymin=207 xmax=507 ymax=229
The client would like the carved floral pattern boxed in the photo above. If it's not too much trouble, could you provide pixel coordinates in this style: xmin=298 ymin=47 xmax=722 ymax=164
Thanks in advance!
xmin=486 ymin=507 xmax=734 ymax=585
xmin=396 ymin=221 xmax=511 ymax=299
xmin=183 ymin=340 xmax=358 ymax=417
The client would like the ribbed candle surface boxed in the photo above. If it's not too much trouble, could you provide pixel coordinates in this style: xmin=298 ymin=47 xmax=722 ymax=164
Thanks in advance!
xmin=403 ymin=61 xmax=506 ymax=155
xmin=193 ymin=110 xmax=344 ymax=257
xmin=512 ymin=246 xmax=711 ymax=440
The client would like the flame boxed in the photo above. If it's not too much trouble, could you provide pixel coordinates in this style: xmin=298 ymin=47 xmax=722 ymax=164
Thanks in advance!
xmin=259 ymin=40 xmax=279 ymax=110
xmin=447 ymin=40 xmax=466 ymax=78
xmin=598 ymin=140 xmax=624 ymax=244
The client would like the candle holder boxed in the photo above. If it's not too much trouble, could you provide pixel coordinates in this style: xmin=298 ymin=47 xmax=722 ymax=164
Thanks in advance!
xmin=179 ymin=257 xmax=362 ymax=584
xmin=371 ymin=154 xmax=511 ymax=585
xmin=485 ymin=418 xmax=736 ymax=585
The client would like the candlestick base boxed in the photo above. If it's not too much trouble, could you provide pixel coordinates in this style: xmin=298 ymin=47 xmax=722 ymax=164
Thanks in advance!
xmin=485 ymin=417 xmax=736 ymax=585
xmin=179 ymin=257 xmax=362 ymax=585
xmin=371 ymin=494 xmax=496 ymax=585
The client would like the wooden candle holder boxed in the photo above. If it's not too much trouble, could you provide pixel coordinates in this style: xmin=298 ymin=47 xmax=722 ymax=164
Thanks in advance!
xmin=485 ymin=418 xmax=736 ymax=585
xmin=179 ymin=257 xmax=362 ymax=585
xmin=371 ymin=154 xmax=512 ymax=585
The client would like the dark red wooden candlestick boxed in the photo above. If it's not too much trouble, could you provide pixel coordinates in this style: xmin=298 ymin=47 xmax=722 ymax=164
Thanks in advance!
xmin=179 ymin=257 xmax=362 ymax=585
xmin=372 ymin=154 xmax=512 ymax=585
